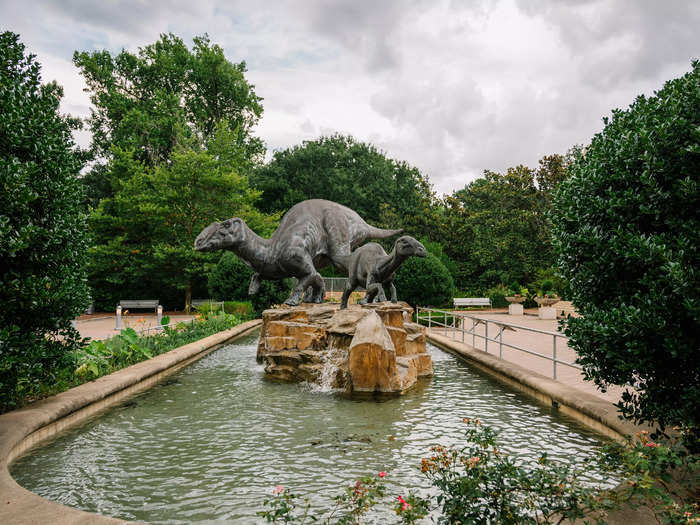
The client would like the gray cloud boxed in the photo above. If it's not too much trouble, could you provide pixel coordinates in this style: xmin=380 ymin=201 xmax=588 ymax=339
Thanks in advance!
xmin=1 ymin=0 xmax=698 ymax=195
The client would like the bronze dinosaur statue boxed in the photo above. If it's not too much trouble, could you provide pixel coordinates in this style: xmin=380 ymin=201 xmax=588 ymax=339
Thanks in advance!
xmin=340 ymin=235 xmax=426 ymax=310
xmin=194 ymin=199 xmax=402 ymax=306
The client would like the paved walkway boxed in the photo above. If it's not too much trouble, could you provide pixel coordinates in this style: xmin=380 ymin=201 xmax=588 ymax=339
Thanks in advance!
xmin=427 ymin=309 xmax=625 ymax=404
xmin=75 ymin=313 xmax=195 ymax=341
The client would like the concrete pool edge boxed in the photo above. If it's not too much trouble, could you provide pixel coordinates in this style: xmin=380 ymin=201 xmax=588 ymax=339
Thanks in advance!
xmin=427 ymin=332 xmax=643 ymax=442
xmin=0 ymin=319 xmax=262 ymax=525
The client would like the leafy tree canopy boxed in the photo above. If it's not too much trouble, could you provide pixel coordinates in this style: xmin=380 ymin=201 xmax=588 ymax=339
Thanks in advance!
xmin=88 ymin=124 xmax=278 ymax=310
xmin=552 ymin=61 xmax=700 ymax=435
xmin=251 ymin=134 xmax=437 ymax=237
xmin=74 ymin=33 xmax=264 ymax=205
xmin=0 ymin=32 xmax=90 ymax=410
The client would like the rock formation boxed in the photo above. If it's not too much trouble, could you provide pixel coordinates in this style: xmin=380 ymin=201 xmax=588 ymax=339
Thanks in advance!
xmin=257 ymin=302 xmax=433 ymax=394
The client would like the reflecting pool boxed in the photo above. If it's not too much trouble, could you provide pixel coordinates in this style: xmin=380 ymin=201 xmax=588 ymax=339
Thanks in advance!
xmin=12 ymin=331 xmax=616 ymax=523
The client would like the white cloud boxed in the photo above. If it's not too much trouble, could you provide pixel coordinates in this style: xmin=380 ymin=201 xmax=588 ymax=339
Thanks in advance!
xmin=2 ymin=0 xmax=697 ymax=195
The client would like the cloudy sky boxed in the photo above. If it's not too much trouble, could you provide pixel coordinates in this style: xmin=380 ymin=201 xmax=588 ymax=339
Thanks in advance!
xmin=2 ymin=0 xmax=698 ymax=194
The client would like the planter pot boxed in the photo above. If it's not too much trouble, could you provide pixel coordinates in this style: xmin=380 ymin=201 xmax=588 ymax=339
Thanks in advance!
xmin=535 ymin=297 xmax=559 ymax=307
xmin=505 ymin=296 xmax=526 ymax=304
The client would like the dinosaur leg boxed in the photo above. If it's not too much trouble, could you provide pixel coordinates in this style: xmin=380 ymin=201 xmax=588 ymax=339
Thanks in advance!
xmin=388 ymin=281 xmax=398 ymax=303
xmin=248 ymin=273 xmax=262 ymax=295
xmin=301 ymin=286 xmax=314 ymax=303
xmin=340 ymin=280 xmax=357 ymax=310
xmin=363 ymin=276 xmax=385 ymax=304
xmin=284 ymin=253 xmax=324 ymax=306
xmin=310 ymin=278 xmax=325 ymax=304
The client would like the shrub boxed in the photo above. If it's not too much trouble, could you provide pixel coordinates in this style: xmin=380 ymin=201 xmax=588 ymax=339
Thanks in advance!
xmin=552 ymin=61 xmax=700 ymax=437
xmin=73 ymin=312 xmax=241 ymax=381
xmin=208 ymin=252 xmax=293 ymax=314
xmin=224 ymin=300 xmax=255 ymax=319
xmin=0 ymin=33 xmax=91 ymax=412
xmin=394 ymin=252 xmax=454 ymax=308
xmin=485 ymin=283 xmax=509 ymax=308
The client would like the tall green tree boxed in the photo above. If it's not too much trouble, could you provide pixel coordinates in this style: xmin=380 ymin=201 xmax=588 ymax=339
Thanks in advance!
xmin=89 ymin=125 xmax=277 ymax=310
xmin=0 ymin=32 xmax=90 ymax=410
xmin=552 ymin=62 xmax=700 ymax=437
xmin=251 ymin=134 xmax=437 ymax=238
xmin=74 ymin=33 xmax=264 ymax=206
xmin=440 ymin=165 xmax=552 ymax=290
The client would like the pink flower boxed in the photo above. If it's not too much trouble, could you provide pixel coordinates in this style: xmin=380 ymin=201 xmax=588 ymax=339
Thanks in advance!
xmin=397 ymin=495 xmax=411 ymax=511
xmin=644 ymin=442 xmax=658 ymax=448
xmin=273 ymin=485 xmax=284 ymax=495
xmin=378 ymin=471 xmax=387 ymax=478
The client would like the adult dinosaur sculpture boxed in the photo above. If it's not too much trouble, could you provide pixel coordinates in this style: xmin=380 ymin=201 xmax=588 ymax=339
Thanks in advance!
xmin=340 ymin=235 xmax=426 ymax=310
xmin=194 ymin=199 xmax=402 ymax=306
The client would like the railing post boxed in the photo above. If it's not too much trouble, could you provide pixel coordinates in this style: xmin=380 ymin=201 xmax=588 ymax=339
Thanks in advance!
xmin=428 ymin=309 xmax=431 ymax=328
xmin=116 ymin=305 xmax=122 ymax=330
xmin=472 ymin=318 xmax=475 ymax=347
xmin=485 ymin=321 xmax=489 ymax=353
xmin=461 ymin=315 xmax=465 ymax=343
xmin=452 ymin=313 xmax=456 ymax=340
xmin=499 ymin=327 xmax=503 ymax=359
xmin=157 ymin=304 xmax=163 ymax=331
xmin=553 ymin=335 xmax=557 ymax=380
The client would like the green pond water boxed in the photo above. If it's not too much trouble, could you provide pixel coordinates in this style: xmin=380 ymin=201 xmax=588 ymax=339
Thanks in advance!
xmin=12 ymin=330 xmax=616 ymax=523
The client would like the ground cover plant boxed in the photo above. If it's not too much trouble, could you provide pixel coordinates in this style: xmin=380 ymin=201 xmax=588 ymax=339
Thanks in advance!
xmin=73 ymin=312 xmax=241 ymax=381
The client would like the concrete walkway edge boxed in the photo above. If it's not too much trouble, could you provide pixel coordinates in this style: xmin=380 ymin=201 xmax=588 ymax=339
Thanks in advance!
xmin=0 ymin=319 xmax=262 ymax=525
xmin=427 ymin=332 xmax=643 ymax=442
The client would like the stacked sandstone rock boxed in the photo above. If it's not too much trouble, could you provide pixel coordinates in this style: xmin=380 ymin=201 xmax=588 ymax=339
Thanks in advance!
xmin=256 ymin=302 xmax=433 ymax=394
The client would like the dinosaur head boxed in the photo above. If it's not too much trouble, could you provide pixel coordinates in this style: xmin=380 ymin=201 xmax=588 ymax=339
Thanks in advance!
xmin=394 ymin=235 xmax=427 ymax=259
xmin=194 ymin=218 xmax=246 ymax=252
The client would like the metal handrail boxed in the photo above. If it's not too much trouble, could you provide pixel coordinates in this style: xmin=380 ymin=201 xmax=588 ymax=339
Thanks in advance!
xmin=417 ymin=307 xmax=579 ymax=380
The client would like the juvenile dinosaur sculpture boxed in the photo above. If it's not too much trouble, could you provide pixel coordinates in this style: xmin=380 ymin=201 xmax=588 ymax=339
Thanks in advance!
xmin=194 ymin=199 xmax=402 ymax=306
xmin=340 ymin=235 xmax=426 ymax=310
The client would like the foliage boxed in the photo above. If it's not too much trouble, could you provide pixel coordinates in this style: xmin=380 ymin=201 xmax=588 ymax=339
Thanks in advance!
xmin=0 ymin=33 xmax=91 ymax=412
xmin=88 ymin=129 xmax=277 ymax=310
xmin=485 ymin=283 xmax=509 ymax=308
xmin=436 ymin=152 xmax=573 ymax=294
xmin=208 ymin=251 xmax=293 ymax=314
xmin=223 ymin=300 xmax=255 ymax=319
xmin=551 ymin=61 xmax=700 ymax=436
xmin=394 ymin=253 xmax=454 ymax=308
xmin=421 ymin=238 xmax=459 ymax=281
xmin=420 ymin=418 xmax=604 ymax=524
xmin=73 ymin=312 xmax=240 ymax=381
xmin=74 ymin=33 xmax=263 ymax=204
xmin=251 ymin=134 xmax=437 ymax=239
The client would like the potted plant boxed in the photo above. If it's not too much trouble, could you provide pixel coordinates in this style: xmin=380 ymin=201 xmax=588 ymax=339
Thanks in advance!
xmin=534 ymin=290 xmax=559 ymax=307
xmin=505 ymin=286 xmax=528 ymax=304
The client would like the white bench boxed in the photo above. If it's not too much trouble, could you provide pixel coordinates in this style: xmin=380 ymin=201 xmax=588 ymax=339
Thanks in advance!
xmin=118 ymin=300 xmax=160 ymax=312
xmin=453 ymin=297 xmax=491 ymax=309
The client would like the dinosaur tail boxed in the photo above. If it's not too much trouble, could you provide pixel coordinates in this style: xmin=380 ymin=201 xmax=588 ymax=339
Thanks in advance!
xmin=365 ymin=226 xmax=403 ymax=240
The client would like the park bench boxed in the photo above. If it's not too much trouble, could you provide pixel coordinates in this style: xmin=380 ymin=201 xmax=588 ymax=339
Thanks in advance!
xmin=118 ymin=299 xmax=160 ymax=313
xmin=453 ymin=297 xmax=491 ymax=309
